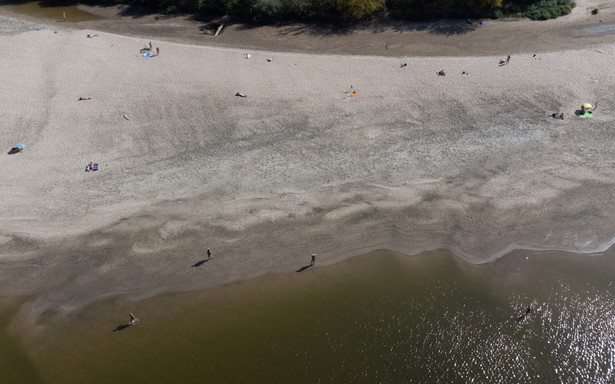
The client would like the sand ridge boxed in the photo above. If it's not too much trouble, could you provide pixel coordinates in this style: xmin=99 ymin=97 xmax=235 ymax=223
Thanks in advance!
xmin=1 ymin=4 xmax=615 ymax=319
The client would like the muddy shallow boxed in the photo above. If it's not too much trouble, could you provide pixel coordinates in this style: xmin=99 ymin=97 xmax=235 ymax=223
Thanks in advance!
xmin=5 ymin=248 xmax=615 ymax=383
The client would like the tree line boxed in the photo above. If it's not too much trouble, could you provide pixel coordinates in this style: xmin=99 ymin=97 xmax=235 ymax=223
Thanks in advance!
xmin=114 ymin=0 xmax=576 ymax=22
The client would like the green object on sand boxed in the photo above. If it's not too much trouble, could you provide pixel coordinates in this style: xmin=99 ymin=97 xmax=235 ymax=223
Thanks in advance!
xmin=579 ymin=112 xmax=594 ymax=118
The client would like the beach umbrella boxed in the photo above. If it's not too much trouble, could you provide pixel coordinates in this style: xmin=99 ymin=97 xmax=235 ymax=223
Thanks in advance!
xmin=582 ymin=103 xmax=593 ymax=109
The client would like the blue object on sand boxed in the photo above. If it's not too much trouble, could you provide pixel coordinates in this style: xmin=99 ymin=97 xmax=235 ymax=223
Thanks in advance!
xmin=142 ymin=52 xmax=155 ymax=58
xmin=15 ymin=143 xmax=26 ymax=148
xmin=93 ymin=163 xmax=99 ymax=171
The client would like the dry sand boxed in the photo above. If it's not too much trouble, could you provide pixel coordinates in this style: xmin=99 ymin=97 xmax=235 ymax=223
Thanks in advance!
xmin=1 ymin=0 xmax=615 ymax=322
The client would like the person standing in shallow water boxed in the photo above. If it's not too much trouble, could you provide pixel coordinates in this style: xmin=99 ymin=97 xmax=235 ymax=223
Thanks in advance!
xmin=207 ymin=248 xmax=213 ymax=260
xmin=526 ymin=305 xmax=531 ymax=315
xmin=129 ymin=313 xmax=139 ymax=325
xmin=311 ymin=253 xmax=316 ymax=266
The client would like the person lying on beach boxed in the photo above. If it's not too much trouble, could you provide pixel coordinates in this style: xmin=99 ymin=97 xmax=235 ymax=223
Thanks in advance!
xmin=78 ymin=97 xmax=92 ymax=101
xmin=86 ymin=34 xmax=98 ymax=38
xmin=551 ymin=112 xmax=564 ymax=120
xmin=437 ymin=70 xmax=446 ymax=76
xmin=8 ymin=147 xmax=22 ymax=155
xmin=235 ymin=92 xmax=248 ymax=98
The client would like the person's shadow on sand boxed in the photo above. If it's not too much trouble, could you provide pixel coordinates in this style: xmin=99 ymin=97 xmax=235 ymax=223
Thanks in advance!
xmin=191 ymin=259 xmax=209 ymax=267
xmin=296 ymin=265 xmax=312 ymax=272
xmin=113 ymin=323 xmax=133 ymax=332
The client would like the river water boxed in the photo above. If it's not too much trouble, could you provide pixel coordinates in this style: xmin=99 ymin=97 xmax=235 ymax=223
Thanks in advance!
xmin=3 ymin=1 xmax=99 ymax=22
xmin=3 ymin=248 xmax=615 ymax=383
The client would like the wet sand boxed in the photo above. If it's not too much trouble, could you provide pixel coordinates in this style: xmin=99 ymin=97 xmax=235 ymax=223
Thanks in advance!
xmin=0 ymin=0 xmax=615 ymax=324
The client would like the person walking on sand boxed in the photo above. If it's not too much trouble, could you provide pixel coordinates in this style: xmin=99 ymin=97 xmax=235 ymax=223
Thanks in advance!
xmin=63 ymin=12 xmax=66 ymax=22
xmin=506 ymin=55 xmax=511 ymax=65
xmin=129 ymin=313 xmax=139 ymax=325
xmin=156 ymin=47 xmax=159 ymax=56
xmin=207 ymin=248 xmax=213 ymax=260
xmin=311 ymin=253 xmax=317 ymax=266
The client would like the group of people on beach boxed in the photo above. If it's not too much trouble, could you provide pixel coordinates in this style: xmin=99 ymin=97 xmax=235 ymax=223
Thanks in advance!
xmin=85 ymin=162 xmax=98 ymax=172
xmin=143 ymin=41 xmax=160 ymax=56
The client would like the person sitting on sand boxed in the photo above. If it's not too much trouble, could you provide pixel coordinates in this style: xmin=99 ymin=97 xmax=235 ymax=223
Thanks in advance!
xmin=78 ymin=97 xmax=91 ymax=101
xmin=85 ymin=162 xmax=93 ymax=172
xmin=437 ymin=70 xmax=446 ymax=76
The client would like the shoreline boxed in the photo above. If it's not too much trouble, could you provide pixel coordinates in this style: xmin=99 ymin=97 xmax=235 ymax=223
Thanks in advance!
xmin=1 ymin=1 xmax=615 ymax=57
xmin=1 ymin=1 xmax=615 ymax=322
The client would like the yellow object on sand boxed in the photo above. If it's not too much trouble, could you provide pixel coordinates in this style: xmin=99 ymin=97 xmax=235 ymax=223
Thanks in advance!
xmin=350 ymin=92 xmax=357 ymax=97
xmin=582 ymin=103 xmax=592 ymax=109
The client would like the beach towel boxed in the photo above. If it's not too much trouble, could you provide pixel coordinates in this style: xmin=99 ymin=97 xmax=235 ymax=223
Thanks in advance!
xmin=579 ymin=112 xmax=594 ymax=118
xmin=142 ymin=52 xmax=155 ymax=58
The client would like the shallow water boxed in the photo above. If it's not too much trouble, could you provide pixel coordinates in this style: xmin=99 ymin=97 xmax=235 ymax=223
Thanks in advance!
xmin=4 ymin=1 xmax=99 ymax=22
xmin=5 ymin=248 xmax=615 ymax=383
xmin=0 ymin=297 xmax=42 ymax=383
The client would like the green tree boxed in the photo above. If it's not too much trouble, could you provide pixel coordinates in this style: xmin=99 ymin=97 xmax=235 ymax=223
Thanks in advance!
xmin=469 ymin=0 xmax=502 ymax=7
xmin=336 ymin=0 xmax=385 ymax=19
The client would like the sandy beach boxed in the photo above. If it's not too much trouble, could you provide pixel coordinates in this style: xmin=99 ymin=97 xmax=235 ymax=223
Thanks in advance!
xmin=1 ymin=0 xmax=615 ymax=322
